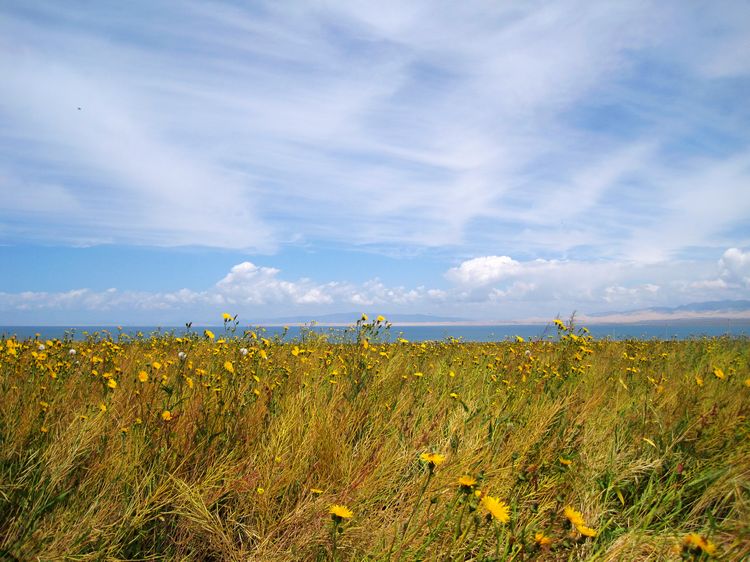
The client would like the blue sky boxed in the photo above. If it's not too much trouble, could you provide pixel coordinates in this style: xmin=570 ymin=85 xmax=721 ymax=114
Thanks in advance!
xmin=1 ymin=1 xmax=749 ymax=324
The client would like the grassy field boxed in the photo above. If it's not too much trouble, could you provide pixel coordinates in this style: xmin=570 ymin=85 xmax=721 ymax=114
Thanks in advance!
xmin=1 ymin=316 xmax=748 ymax=561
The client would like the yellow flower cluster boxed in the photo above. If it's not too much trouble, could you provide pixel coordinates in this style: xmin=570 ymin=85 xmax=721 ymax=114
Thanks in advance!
xmin=682 ymin=533 xmax=716 ymax=556
xmin=2 ymin=313 xmax=741 ymax=558
xmin=564 ymin=507 xmax=597 ymax=537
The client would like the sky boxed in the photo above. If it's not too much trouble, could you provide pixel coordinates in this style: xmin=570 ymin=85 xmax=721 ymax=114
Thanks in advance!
xmin=1 ymin=1 xmax=749 ymax=325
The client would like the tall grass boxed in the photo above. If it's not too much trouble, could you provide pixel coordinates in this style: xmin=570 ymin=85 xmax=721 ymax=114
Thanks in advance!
xmin=1 ymin=318 xmax=748 ymax=560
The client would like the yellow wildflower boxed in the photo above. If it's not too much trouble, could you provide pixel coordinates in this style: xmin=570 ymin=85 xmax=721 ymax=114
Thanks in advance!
xmin=222 ymin=313 xmax=233 ymax=321
xmin=577 ymin=525 xmax=597 ymax=537
xmin=161 ymin=410 xmax=172 ymax=421
xmin=99 ymin=403 xmax=107 ymax=413
xmin=330 ymin=504 xmax=353 ymax=520
xmin=713 ymin=367 xmax=725 ymax=380
xmin=534 ymin=532 xmax=553 ymax=547
xmin=311 ymin=488 xmax=324 ymax=495
xmin=481 ymin=495 xmax=510 ymax=523
xmin=107 ymin=379 xmax=117 ymax=389
xmin=419 ymin=452 xmax=445 ymax=469
xmin=224 ymin=361 xmax=235 ymax=374
xmin=564 ymin=507 xmax=585 ymax=527
xmin=682 ymin=533 xmax=716 ymax=556
xmin=559 ymin=456 xmax=572 ymax=466
xmin=204 ymin=329 xmax=215 ymax=340
xmin=458 ymin=475 xmax=477 ymax=491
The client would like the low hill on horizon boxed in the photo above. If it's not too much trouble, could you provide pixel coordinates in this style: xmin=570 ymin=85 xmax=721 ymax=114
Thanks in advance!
xmin=255 ymin=312 xmax=468 ymax=325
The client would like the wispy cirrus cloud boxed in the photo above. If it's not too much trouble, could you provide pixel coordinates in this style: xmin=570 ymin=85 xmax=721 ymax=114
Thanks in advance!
xmin=1 ymin=0 xmax=749 ymax=261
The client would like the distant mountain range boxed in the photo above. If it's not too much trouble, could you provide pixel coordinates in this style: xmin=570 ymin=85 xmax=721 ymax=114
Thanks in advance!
xmin=256 ymin=312 xmax=468 ymax=325
xmin=583 ymin=300 xmax=750 ymax=324
xmin=259 ymin=301 xmax=750 ymax=326
xmin=593 ymin=299 xmax=750 ymax=316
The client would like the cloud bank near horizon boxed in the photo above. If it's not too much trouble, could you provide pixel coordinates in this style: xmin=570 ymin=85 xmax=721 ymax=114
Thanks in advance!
xmin=2 ymin=248 xmax=748 ymax=324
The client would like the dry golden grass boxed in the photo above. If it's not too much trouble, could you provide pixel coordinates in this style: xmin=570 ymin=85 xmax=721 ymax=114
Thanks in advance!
xmin=1 ymin=317 xmax=748 ymax=560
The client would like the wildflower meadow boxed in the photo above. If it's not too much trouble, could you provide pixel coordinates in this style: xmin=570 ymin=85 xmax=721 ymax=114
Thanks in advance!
xmin=1 ymin=315 xmax=748 ymax=560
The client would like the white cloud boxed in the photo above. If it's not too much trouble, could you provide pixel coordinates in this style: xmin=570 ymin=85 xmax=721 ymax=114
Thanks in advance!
xmin=0 ymin=261 xmax=343 ymax=314
xmin=0 ymin=1 xmax=749 ymax=322
xmin=489 ymin=282 xmax=536 ymax=300
xmin=445 ymin=256 xmax=522 ymax=287
xmin=602 ymin=284 xmax=659 ymax=303
xmin=689 ymin=279 xmax=728 ymax=290
xmin=718 ymin=248 xmax=750 ymax=287
xmin=0 ymin=261 xmax=444 ymax=320
xmin=618 ymin=152 xmax=750 ymax=262
xmin=444 ymin=250 xmax=749 ymax=311
xmin=681 ymin=248 xmax=750 ymax=292
xmin=5 ymin=249 xmax=748 ymax=324
xmin=1 ymin=1 xmax=748 ymax=258
xmin=349 ymin=280 xmax=437 ymax=307
xmin=215 ymin=262 xmax=334 ymax=305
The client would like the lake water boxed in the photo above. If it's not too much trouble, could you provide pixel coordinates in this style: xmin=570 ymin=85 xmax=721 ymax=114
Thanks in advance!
xmin=2 ymin=322 xmax=749 ymax=342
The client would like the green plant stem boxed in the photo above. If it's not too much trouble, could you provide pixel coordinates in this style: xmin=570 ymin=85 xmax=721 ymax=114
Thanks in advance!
xmin=386 ymin=469 xmax=433 ymax=560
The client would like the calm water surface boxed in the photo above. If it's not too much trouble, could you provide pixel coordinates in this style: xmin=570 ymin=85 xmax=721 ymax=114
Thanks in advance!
xmin=2 ymin=323 xmax=749 ymax=342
